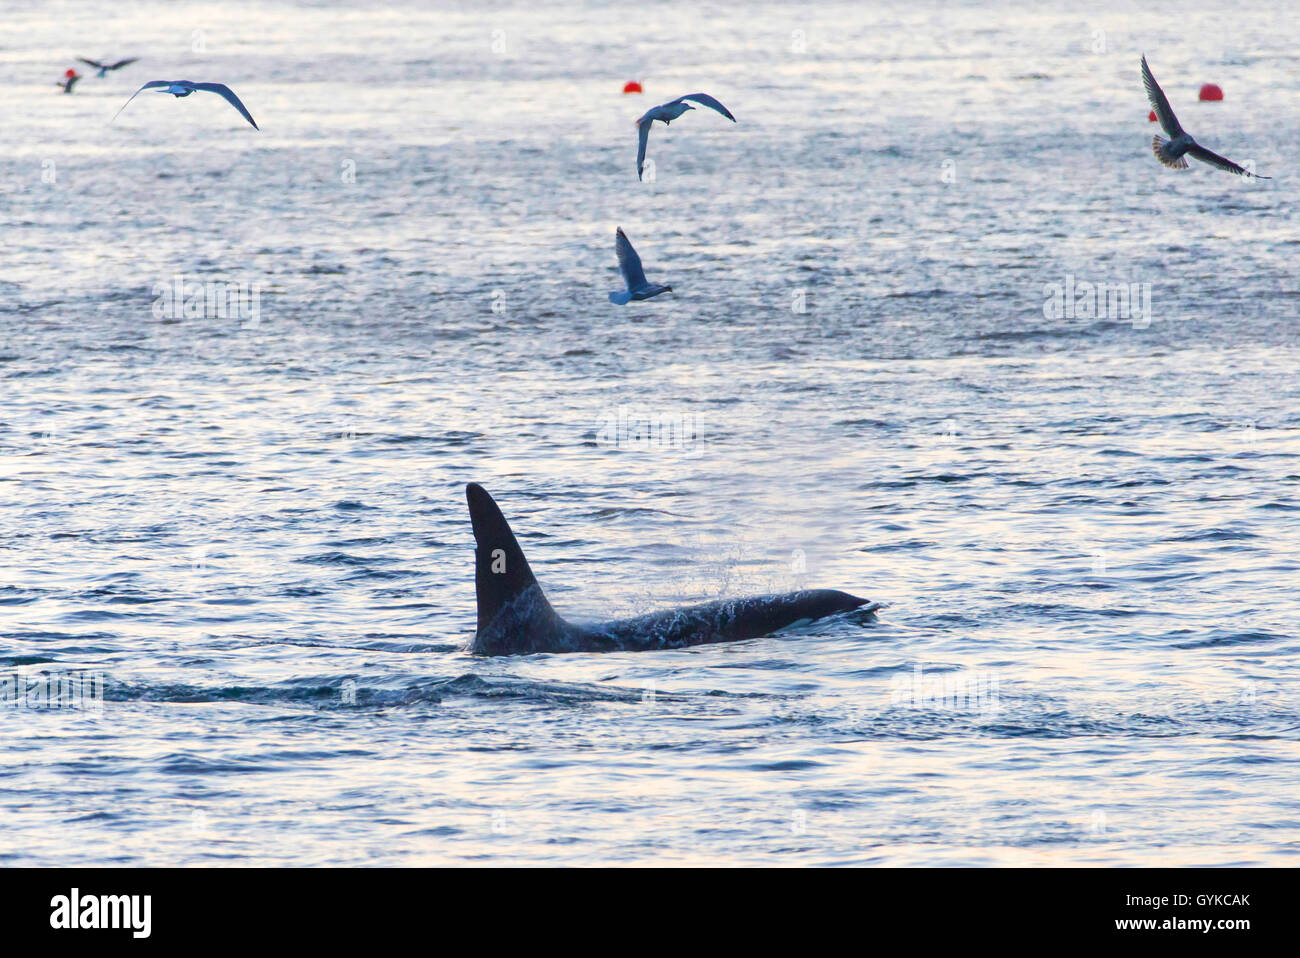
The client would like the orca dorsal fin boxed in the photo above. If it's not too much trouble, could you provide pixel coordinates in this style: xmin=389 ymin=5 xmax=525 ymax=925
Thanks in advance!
xmin=466 ymin=483 xmax=555 ymax=634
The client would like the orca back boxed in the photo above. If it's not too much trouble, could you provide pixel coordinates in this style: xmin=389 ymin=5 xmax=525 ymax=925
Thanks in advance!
xmin=464 ymin=484 xmax=876 ymax=656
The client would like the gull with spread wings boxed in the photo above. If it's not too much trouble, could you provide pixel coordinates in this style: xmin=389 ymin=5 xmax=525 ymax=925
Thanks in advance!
xmin=1141 ymin=55 xmax=1268 ymax=178
xmin=78 ymin=57 xmax=139 ymax=78
xmin=608 ymin=228 xmax=672 ymax=305
xmin=635 ymin=92 xmax=735 ymax=181
xmin=112 ymin=81 xmax=259 ymax=130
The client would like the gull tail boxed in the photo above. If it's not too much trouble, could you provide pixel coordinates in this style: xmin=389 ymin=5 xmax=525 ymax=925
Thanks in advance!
xmin=608 ymin=291 xmax=632 ymax=305
xmin=1152 ymin=136 xmax=1189 ymax=170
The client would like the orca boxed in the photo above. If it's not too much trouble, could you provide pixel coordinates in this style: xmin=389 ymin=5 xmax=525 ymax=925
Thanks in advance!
xmin=466 ymin=483 xmax=878 ymax=655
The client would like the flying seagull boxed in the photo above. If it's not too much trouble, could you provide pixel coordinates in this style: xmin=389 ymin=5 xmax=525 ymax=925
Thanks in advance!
xmin=112 ymin=81 xmax=259 ymax=130
xmin=635 ymin=92 xmax=735 ymax=180
xmin=609 ymin=228 xmax=672 ymax=305
xmin=1141 ymin=55 xmax=1269 ymax=178
xmin=78 ymin=57 xmax=139 ymax=78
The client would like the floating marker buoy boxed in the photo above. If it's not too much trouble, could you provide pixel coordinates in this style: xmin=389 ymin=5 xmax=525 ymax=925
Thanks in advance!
xmin=622 ymin=81 xmax=642 ymax=94
xmin=65 ymin=68 xmax=77 ymax=78
xmin=1198 ymin=83 xmax=1223 ymax=101
xmin=1148 ymin=110 xmax=1157 ymax=122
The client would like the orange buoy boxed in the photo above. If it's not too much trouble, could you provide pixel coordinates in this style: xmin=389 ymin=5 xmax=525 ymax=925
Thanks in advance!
xmin=1148 ymin=110 xmax=1157 ymax=122
xmin=1198 ymin=83 xmax=1223 ymax=101
xmin=622 ymin=81 xmax=642 ymax=94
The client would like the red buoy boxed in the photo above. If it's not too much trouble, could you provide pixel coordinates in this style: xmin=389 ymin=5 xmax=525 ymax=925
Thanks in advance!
xmin=64 ymin=68 xmax=77 ymax=78
xmin=1198 ymin=83 xmax=1223 ymax=101
xmin=622 ymin=81 xmax=642 ymax=94
xmin=1148 ymin=110 xmax=1157 ymax=122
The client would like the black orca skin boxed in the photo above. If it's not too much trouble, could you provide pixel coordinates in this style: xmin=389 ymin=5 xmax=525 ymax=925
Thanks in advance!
xmin=467 ymin=483 xmax=877 ymax=655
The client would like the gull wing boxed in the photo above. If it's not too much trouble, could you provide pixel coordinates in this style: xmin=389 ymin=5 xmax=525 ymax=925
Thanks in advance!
xmin=1141 ymin=56 xmax=1183 ymax=138
xmin=676 ymin=92 xmax=736 ymax=122
xmin=636 ymin=119 xmax=652 ymax=180
xmin=109 ymin=58 xmax=140 ymax=71
xmin=615 ymin=228 xmax=649 ymax=291
xmin=1187 ymin=143 xmax=1269 ymax=178
xmin=191 ymin=82 xmax=259 ymax=129
xmin=77 ymin=57 xmax=106 ymax=70
xmin=111 ymin=80 xmax=172 ymax=123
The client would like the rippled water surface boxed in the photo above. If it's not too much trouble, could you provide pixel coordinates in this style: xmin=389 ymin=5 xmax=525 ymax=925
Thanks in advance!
xmin=2 ymin=0 xmax=1299 ymax=865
